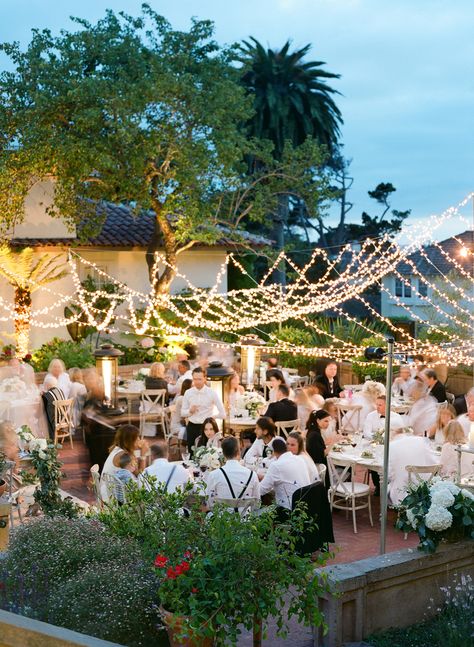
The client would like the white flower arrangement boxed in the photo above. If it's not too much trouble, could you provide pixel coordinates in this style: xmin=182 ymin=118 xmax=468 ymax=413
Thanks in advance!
xmin=242 ymin=391 xmax=266 ymax=418
xmin=0 ymin=376 xmax=26 ymax=393
xmin=139 ymin=367 xmax=151 ymax=377
xmin=28 ymin=437 xmax=48 ymax=460
xmin=424 ymin=504 xmax=453 ymax=532
xmin=193 ymin=446 xmax=224 ymax=470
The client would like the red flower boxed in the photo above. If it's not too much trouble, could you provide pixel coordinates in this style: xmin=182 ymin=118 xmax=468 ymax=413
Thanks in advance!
xmin=180 ymin=560 xmax=190 ymax=572
xmin=154 ymin=555 xmax=169 ymax=568
xmin=173 ymin=565 xmax=184 ymax=576
xmin=183 ymin=550 xmax=192 ymax=559
xmin=23 ymin=354 xmax=32 ymax=362
xmin=166 ymin=567 xmax=177 ymax=579
xmin=4 ymin=348 xmax=12 ymax=356
xmin=191 ymin=587 xmax=198 ymax=593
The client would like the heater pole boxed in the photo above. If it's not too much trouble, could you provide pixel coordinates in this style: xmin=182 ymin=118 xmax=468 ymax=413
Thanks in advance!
xmin=380 ymin=335 xmax=395 ymax=555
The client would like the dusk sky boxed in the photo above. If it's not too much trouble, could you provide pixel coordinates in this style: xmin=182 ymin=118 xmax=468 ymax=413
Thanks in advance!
xmin=1 ymin=0 xmax=473 ymax=241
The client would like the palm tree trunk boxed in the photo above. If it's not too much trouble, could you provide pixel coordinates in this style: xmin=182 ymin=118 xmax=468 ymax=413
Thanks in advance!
xmin=14 ymin=286 xmax=32 ymax=357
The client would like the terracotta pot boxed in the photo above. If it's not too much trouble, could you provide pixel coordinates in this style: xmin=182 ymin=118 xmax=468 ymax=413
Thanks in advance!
xmin=0 ymin=480 xmax=6 ymax=498
xmin=160 ymin=607 xmax=214 ymax=647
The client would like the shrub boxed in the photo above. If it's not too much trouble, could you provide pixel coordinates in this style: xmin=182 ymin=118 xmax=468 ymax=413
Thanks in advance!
xmin=30 ymin=337 xmax=94 ymax=371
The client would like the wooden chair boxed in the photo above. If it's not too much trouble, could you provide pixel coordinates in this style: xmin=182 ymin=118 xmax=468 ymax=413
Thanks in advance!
xmin=214 ymin=497 xmax=261 ymax=515
xmin=139 ymin=389 xmax=167 ymax=439
xmin=90 ymin=464 xmax=102 ymax=509
xmin=293 ymin=376 xmax=309 ymax=389
xmin=308 ymin=371 xmax=316 ymax=385
xmin=316 ymin=463 xmax=327 ymax=484
xmin=275 ymin=419 xmax=300 ymax=439
xmin=53 ymin=398 xmax=75 ymax=447
xmin=3 ymin=459 xmax=24 ymax=527
xmin=336 ymin=402 xmax=363 ymax=434
xmin=327 ymin=456 xmax=373 ymax=534
xmin=406 ymin=464 xmax=442 ymax=486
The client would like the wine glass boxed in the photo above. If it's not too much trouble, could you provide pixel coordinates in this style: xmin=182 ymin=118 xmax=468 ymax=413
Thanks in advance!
xmin=181 ymin=449 xmax=190 ymax=465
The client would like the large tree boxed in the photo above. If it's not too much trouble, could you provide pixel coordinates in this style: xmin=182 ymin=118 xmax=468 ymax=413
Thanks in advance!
xmin=0 ymin=7 xmax=325 ymax=300
xmin=238 ymin=38 xmax=342 ymax=283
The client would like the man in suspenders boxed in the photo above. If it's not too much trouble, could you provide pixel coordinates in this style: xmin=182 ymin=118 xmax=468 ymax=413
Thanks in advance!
xmin=206 ymin=437 xmax=260 ymax=508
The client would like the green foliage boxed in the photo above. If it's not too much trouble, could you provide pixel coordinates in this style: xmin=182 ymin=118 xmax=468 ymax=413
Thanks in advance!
xmin=29 ymin=443 xmax=80 ymax=518
xmin=30 ymin=337 xmax=94 ymax=371
xmin=0 ymin=451 xmax=7 ymax=478
xmin=351 ymin=361 xmax=387 ymax=383
xmin=274 ymin=325 xmax=316 ymax=369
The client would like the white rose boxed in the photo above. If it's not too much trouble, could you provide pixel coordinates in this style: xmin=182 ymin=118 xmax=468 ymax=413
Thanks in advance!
xmin=38 ymin=450 xmax=47 ymax=460
xmin=140 ymin=337 xmax=155 ymax=349
xmin=431 ymin=488 xmax=455 ymax=508
xmin=425 ymin=504 xmax=453 ymax=532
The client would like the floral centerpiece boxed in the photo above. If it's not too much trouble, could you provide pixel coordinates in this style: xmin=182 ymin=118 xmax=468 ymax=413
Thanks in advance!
xmin=0 ymin=376 xmax=26 ymax=393
xmin=193 ymin=446 xmax=224 ymax=470
xmin=372 ymin=428 xmax=385 ymax=445
xmin=16 ymin=424 xmax=36 ymax=451
xmin=239 ymin=391 xmax=266 ymax=418
xmin=396 ymin=477 xmax=474 ymax=553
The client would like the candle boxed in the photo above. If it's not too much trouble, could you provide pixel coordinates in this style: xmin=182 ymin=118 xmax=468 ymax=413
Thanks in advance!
xmin=469 ymin=422 xmax=474 ymax=449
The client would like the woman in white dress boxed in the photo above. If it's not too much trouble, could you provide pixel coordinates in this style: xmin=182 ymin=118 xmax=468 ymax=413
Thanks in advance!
xmin=169 ymin=378 xmax=193 ymax=439
xmin=100 ymin=424 xmax=147 ymax=501
xmin=342 ymin=381 xmax=385 ymax=431
xmin=407 ymin=381 xmax=438 ymax=436
xmin=286 ymin=430 xmax=320 ymax=482
xmin=427 ymin=404 xmax=456 ymax=443
xmin=43 ymin=358 xmax=71 ymax=398
xmin=440 ymin=420 xmax=472 ymax=478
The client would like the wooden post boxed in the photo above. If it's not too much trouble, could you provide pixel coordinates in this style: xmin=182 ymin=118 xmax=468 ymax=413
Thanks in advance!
xmin=0 ymin=501 xmax=10 ymax=551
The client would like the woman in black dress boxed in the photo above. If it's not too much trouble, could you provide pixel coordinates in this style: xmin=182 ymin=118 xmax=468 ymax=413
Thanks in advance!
xmin=306 ymin=410 xmax=332 ymax=488
xmin=315 ymin=361 xmax=343 ymax=399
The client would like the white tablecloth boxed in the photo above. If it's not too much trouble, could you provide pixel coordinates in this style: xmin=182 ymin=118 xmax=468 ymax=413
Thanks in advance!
xmin=0 ymin=392 xmax=48 ymax=438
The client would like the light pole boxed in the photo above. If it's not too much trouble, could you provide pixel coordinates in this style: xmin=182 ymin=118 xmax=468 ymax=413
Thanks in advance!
xmin=365 ymin=335 xmax=395 ymax=555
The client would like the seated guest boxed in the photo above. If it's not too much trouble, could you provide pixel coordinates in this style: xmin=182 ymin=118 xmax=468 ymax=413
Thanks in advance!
xmin=453 ymin=387 xmax=474 ymax=416
xmin=41 ymin=375 xmax=66 ymax=440
xmin=267 ymin=369 xmax=294 ymax=403
xmin=139 ymin=441 xmax=190 ymax=493
xmin=343 ymin=380 xmax=385 ymax=430
xmin=427 ymin=405 xmax=456 ymax=442
xmin=206 ymin=436 xmax=260 ymax=508
xmin=145 ymin=362 xmax=169 ymax=392
xmin=114 ymin=453 xmax=138 ymax=502
xmin=305 ymin=410 xmax=331 ymax=487
xmin=101 ymin=425 xmax=147 ymax=501
xmin=409 ymin=355 xmax=425 ymax=380
xmin=440 ymin=421 xmax=472 ymax=478
xmin=168 ymin=379 xmax=192 ymax=439
xmin=241 ymin=430 xmax=256 ymax=459
xmin=195 ymin=417 xmax=222 ymax=449
xmin=421 ymin=368 xmax=447 ymax=403
xmin=43 ymin=358 xmax=71 ymax=398
xmin=315 ymin=361 xmax=342 ymax=399
xmin=321 ymin=399 xmax=339 ymax=438
xmin=388 ymin=431 xmax=438 ymax=505
xmin=244 ymin=417 xmax=277 ymax=464
xmin=406 ymin=381 xmax=438 ymax=436
xmin=228 ymin=372 xmax=245 ymax=409
xmin=265 ymin=384 xmax=298 ymax=423
xmin=286 ymin=431 xmax=320 ymax=482
xmin=295 ymin=386 xmax=324 ymax=431
xmin=181 ymin=367 xmax=226 ymax=452
xmin=69 ymin=367 xmax=87 ymax=429
xmin=363 ymin=396 xmax=405 ymax=440
xmin=457 ymin=403 xmax=474 ymax=441
xmin=259 ymin=438 xmax=311 ymax=511
xmin=167 ymin=360 xmax=193 ymax=398
xmin=392 ymin=365 xmax=416 ymax=398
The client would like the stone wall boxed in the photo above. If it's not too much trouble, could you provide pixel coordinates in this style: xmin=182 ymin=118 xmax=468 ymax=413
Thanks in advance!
xmin=313 ymin=540 xmax=474 ymax=647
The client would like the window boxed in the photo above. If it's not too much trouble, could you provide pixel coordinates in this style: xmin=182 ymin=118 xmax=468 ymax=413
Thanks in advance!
xmin=394 ymin=276 xmax=412 ymax=299
xmin=395 ymin=278 xmax=403 ymax=297
xmin=82 ymin=264 xmax=108 ymax=289
xmin=404 ymin=278 xmax=412 ymax=298
xmin=418 ymin=279 xmax=428 ymax=297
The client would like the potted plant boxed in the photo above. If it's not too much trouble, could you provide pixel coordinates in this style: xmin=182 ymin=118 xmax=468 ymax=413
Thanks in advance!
xmin=396 ymin=477 xmax=474 ymax=553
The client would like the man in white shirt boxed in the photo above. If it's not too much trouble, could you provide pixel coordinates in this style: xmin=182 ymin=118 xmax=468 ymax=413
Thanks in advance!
xmin=259 ymin=438 xmax=311 ymax=511
xmin=139 ymin=442 xmax=190 ymax=493
xmin=167 ymin=360 xmax=193 ymax=398
xmin=181 ymin=367 xmax=226 ymax=451
xmin=244 ymin=417 xmax=277 ymax=465
xmin=363 ymin=396 xmax=405 ymax=440
xmin=392 ymin=365 xmax=416 ymax=398
xmin=457 ymin=403 xmax=474 ymax=440
xmin=206 ymin=437 xmax=260 ymax=508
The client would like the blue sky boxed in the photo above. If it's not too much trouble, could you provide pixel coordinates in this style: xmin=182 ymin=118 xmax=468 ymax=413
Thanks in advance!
xmin=1 ymin=0 xmax=473 ymax=240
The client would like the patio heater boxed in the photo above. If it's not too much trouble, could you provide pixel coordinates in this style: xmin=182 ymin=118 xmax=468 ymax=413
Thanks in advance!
xmin=207 ymin=360 xmax=233 ymax=425
xmin=239 ymin=335 xmax=265 ymax=391
xmin=365 ymin=336 xmax=395 ymax=555
xmin=94 ymin=343 xmax=124 ymax=415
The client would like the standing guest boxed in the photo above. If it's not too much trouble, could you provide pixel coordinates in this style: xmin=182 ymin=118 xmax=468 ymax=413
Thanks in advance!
xmin=43 ymin=358 xmax=71 ymax=398
xmin=167 ymin=360 xmax=193 ymax=398
xmin=407 ymin=381 xmax=438 ymax=436
xmin=100 ymin=425 xmax=147 ymax=501
xmin=427 ymin=405 xmax=456 ymax=443
xmin=241 ymin=430 xmax=257 ymax=459
xmin=259 ymin=438 xmax=311 ymax=511
xmin=286 ymin=431 xmax=320 ymax=482
xmin=421 ymin=369 xmax=447 ymax=403
xmin=265 ymin=384 xmax=298 ymax=423
xmin=315 ymin=361 xmax=342 ymax=399
xmin=41 ymin=375 xmax=66 ymax=440
xmin=388 ymin=430 xmax=438 ymax=505
xmin=409 ymin=355 xmax=426 ymax=380
xmin=267 ymin=369 xmax=294 ymax=403
xmin=363 ymin=396 xmax=405 ymax=441
xmin=228 ymin=372 xmax=245 ymax=409
xmin=295 ymin=386 xmax=324 ymax=431
xmin=195 ymin=417 xmax=223 ymax=449
xmin=145 ymin=362 xmax=169 ymax=392
xmin=181 ymin=367 xmax=226 ymax=452
xmin=453 ymin=387 xmax=474 ymax=416
xmin=206 ymin=436 xmax=260 ymax=509
xmin=68 ymin=367 xmax=87 ymax=429
xmin=169 ymin=378 xmax=192 ymax=439
xmin=139 ymin=442 xmax=190 ymax=493
xmin=244 ymin=417 xmax=277 ymax=464
xmin=440 ymin=421 xmax=472 ymax=478
xmin=392 ymin=365 xmax=416 ymax=398
xmin=457 ymin=403 xmax=474 ymax=441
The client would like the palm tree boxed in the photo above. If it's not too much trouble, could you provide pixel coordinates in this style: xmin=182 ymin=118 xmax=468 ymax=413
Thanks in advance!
xmin=0 ymin=246 xmax=68 ymax=356
xmin=239 ymin=38 xmax=342 ymax=284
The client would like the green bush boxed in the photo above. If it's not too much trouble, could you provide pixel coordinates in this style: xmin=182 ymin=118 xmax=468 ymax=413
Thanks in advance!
xmin=274 ymin=325 xmax=315 ymax=369
xmin=352 ymin=360 xmax=387 ymax=383
xmin=30 ymin=337 xmax=94 ymax=371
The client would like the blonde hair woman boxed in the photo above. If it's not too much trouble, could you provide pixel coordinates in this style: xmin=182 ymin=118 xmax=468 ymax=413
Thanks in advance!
xmin=144 ymin=362 xmax=168 ymax=392
xmin=440 ymin=420 xmax=471 ymax=477
xmin=43 ymin=358 xmax=71 ymax=398
xmin=427 ymin=404 xmax=456 ymax=443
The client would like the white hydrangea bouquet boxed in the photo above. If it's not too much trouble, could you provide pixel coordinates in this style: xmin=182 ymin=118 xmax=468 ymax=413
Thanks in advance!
xmin=16 ymin=424 xmax=37 ymax=451
xmin=242 ymin=391 xmax=266 ymax=418
xmin=396 ymin=477 xmax=474 ymax=553
xmin=193 ymin=446 xmax=224 ymax=471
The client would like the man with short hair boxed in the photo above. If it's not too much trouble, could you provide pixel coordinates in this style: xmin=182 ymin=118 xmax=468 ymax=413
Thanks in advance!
xmin=181 ymin=367 xmax=226 ymax=451
xmin=206 ymin=436 xmax=260 ymax=508
xmin=167 ymin=360 xmax=193 ymax=397
xmin=139 ymin=442 xmax=190 ymax=493
xmin=421 ymin=369 xmax=447 ymax=403
xmin=259 ymin=437 xmax=310 ymax=510
xmin=392 ymin=365 xmax=416 ymax=398
xmin=363 ymin=396 xmax=405 ymax=440
xmin=265 ymin=384 xmax=298 ymax=423
xmin=453 ymin=386 xmax=474 ymax=416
